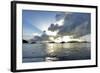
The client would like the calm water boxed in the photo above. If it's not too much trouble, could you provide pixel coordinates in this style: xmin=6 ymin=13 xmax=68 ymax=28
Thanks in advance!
xmin=22 ymin=43 xmax=91 ymax=63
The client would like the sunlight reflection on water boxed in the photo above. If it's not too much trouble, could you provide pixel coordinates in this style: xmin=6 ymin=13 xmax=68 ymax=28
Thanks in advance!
xmin=23 ymin=43 xmax=91 ymax=63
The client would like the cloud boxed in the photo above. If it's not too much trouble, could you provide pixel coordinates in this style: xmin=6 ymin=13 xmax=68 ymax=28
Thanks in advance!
xmin=48 ymin=23 xmax=61 ymax=31
xmin=57 ymin=13 xmax=91 ymax=37
xmin=71 ymin=21 xmax=91 ymax=37
xmin=48 ymin=12 xmax=73 ymax=32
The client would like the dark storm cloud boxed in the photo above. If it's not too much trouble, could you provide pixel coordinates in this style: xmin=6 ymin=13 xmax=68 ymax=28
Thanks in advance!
xmin=48 ymin=23 xmax=61 ymax=31
xmin=48 ymin=12 xmax=91 ymax=37
xmin=70 ymin=21 xmax=91 ymax=37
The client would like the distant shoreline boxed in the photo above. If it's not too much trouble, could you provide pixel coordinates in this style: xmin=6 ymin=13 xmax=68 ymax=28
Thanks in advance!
xmin=23 ymin=39 xmax=90 ymax=44
xmin=23 ymin=42 xmax=90 ymax=44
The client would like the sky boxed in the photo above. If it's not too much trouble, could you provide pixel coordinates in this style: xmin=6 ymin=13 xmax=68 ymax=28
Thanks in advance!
xmin=22 ymin=10 xmax=91 ymax=40
xmin=22 ymin=10 xmax=60 ymax=40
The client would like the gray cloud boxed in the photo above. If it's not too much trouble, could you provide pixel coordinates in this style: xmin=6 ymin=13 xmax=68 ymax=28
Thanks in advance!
xmin=48 ymin=23 xmax=61 ymax=31
xmin=71 ymin=21 xmax=91 ymax=38
xmin=48 ymin=12 xmax=91 ymax=37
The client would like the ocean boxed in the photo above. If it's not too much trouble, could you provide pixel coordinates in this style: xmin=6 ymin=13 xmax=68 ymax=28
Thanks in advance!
xmin=22 ymin=43 xmax=91 ymax=63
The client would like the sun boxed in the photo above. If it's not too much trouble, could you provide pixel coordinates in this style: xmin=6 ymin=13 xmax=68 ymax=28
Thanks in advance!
xmin=62 ymin=36 xmax=72 ymax=42
xmin=50 ymin=36 xmax=72 ymax=42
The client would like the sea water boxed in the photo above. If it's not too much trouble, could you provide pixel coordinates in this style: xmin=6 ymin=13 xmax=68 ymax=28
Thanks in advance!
xmin=22 ymin=43 xmax=91 ymax=63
